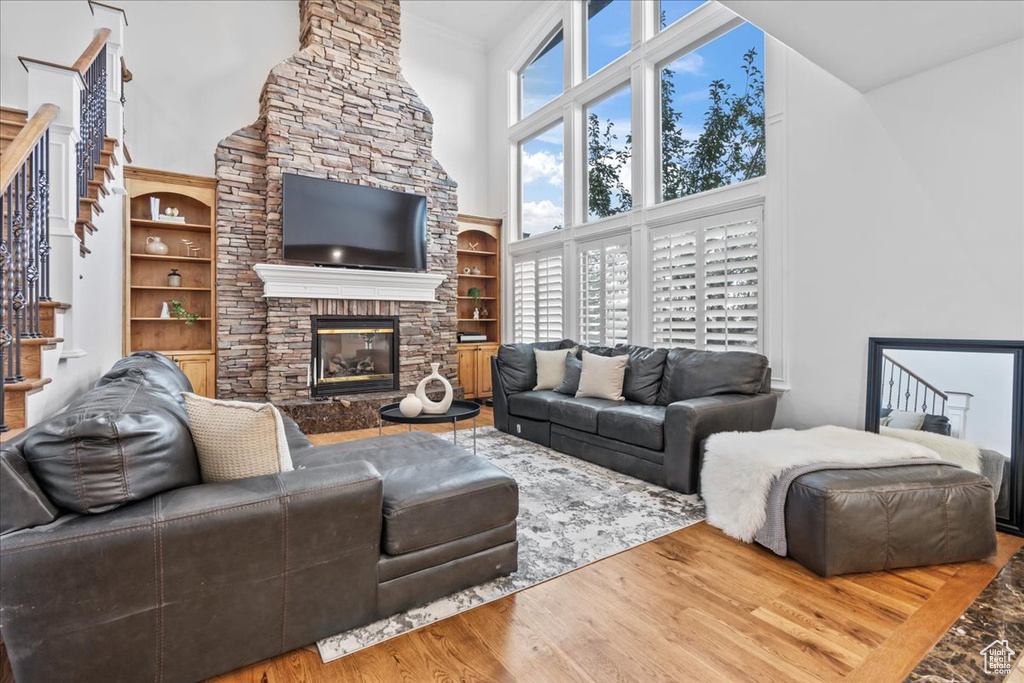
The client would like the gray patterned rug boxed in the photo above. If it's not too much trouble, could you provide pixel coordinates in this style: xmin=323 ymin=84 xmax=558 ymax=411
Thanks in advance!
xmin=316 ymin=427 xmax=705 ymax=662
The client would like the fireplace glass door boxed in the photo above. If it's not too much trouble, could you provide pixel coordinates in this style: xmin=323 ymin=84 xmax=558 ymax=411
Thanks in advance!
xmin=312 ymin=316 xmax=399 ymax=396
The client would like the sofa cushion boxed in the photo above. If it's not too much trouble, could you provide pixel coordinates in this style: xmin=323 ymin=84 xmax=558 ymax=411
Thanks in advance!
xmin=497 ymin=340 xmax=576 ymax=394
xmin=508 ymin=390 xmax=565 ymax=422
xmin=95 ymin=351 xmax=193 ymax=406
xmin=576 ymin=351 xmax=628 ymax=401
xmin=598 ymin=403 xmax=666 ymax=451
xmin=657 ymin=348 xmax=769 ymax=405
xmin=293 ymin=432 xmax=518 ymax=556
xmin=554 ymin=354 xmax=583 ymax=395
xmin=22 ymin=380 xmax=200 ymax=514
xmin=280 ymin=413 xmax=314 ymax=451
xmin=617 ymin=345 xmax=668 ymax=405
xmin=1 ymin=442 xmax=59 ymax=534
xmin=550 ymin=396 xmax=622 ymax=433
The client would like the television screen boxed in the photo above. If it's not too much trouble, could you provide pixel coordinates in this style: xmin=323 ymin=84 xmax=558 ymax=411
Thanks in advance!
xmin=282 ymin=173 xmax=427 ymax=271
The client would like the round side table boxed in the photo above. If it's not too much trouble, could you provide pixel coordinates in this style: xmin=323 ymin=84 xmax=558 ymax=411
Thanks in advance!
xmin=378 ymin=399 xmax=482 ymax=454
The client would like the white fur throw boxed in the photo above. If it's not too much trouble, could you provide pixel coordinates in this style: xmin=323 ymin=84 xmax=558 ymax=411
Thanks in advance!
xmin=879 ymin=426 xmax=981 ymax=473
xmin=702 ymin=426 xmax=939 ymax=542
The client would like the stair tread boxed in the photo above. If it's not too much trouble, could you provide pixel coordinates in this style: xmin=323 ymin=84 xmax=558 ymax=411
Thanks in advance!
xmin=4 ymin=377 xmax=52 ymax=392
xmin=19 ymin=336 xmax=64 ymax=346
xmin=39 ymin=301 xmax=71 ymax=310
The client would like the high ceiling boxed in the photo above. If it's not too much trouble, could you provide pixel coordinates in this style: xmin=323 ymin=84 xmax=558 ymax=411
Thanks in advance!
xmin=721 ymin=0 xmax=1024 ymax=92
xmin=401 ymin=0 xmax=549 ymax=46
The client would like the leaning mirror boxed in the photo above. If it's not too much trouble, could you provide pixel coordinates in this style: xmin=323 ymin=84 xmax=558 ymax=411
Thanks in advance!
xmin=866 ymin=338 xmax=1024 ymax=536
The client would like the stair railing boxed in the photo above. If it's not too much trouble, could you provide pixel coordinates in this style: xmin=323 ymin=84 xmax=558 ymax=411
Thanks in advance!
xmin=0 ymin=103 xmax=58 ymax=432
xmin=881 ymin=353 xmax=949 ymax=415
xmin=74 ymin=29 xmax=109 ymax=206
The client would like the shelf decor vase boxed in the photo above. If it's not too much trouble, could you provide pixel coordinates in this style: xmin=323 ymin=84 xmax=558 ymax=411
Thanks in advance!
xmin=415 ymin=363 xmax=453 ymax=415
xmin=167 ymin=269 xmax=182 ymax=287
xmin=149 ymin=197 xmax=160 ymax=220
xmin=145 ymin=236 xmax=169 ymax=255
xmin=399 ymin=393 xmax=423 ymax=418
xmin=159 ymin=301 xmax=171 ymax=319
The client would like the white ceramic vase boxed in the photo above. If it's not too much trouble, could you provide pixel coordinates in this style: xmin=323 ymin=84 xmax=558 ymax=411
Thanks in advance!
xmin=415 ymin=362 xmax=453 ymax=415
xmin=399 ymin=393 xmax=423 ymax=418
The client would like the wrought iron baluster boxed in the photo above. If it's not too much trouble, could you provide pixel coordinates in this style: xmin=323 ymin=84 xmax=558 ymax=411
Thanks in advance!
xmin=38 ymin=129 xmax=51 ymax=302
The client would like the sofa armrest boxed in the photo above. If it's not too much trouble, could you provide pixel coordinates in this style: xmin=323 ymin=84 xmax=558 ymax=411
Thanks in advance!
xmin=1 ymin=461 xmax=383 ymax=683
xmin=663 ymin=393 xmax=778 ymax=494
xmin=491 ymin=355 xmax=510 ymax=432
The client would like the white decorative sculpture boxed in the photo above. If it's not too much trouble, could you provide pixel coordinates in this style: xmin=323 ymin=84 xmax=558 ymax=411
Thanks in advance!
xmin=415 ymin=362 xmax=453 ymax=414
xmin=399 ymin=393 xmax=423 ymax=418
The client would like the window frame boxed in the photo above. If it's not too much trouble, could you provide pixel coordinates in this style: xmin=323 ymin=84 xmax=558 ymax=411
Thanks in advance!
xmin=518 ymin=23 xmax=567 ymax=120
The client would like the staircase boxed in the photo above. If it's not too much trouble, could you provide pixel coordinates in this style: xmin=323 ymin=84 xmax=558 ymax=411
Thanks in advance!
xmin=1 ymin=7 xmax=125 ymax=432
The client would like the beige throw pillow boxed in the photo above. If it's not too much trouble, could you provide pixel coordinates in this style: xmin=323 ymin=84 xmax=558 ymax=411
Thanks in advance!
xmin=575 ymin=351 xmax=628 ymax=401
xmin=182 ymin=393 xmax=294 ymax=483
xmin=534 ymin=347 xmax=578 ymax=390
xmin=886 ymin=410 xmax=926 ymax=430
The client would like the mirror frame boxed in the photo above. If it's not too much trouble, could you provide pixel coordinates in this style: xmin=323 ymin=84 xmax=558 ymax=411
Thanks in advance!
xmin=866 ymin=338 xmax=1024 ymax=537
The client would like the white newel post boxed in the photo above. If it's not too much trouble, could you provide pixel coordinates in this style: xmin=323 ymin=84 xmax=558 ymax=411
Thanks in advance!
xmin=25 ymin=61 xmax=84 ymax=355
xmin=92 ymin=3 xmax=127 ymax=190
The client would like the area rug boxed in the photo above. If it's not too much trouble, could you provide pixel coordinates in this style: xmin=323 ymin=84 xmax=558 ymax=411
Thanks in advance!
xmin=316 ymin=427 xmax=705 ymax=662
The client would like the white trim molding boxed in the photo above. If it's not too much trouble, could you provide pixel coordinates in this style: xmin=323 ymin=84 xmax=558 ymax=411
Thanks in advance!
xmin=254 ymin=264 xmax=446 ymax=302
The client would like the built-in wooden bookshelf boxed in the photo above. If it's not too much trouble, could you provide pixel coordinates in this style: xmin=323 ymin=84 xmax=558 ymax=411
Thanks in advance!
xmin=455 ymin=214 xmax=502 ymax=400
xmin=124 ymin=167 xmax=217 ymax=396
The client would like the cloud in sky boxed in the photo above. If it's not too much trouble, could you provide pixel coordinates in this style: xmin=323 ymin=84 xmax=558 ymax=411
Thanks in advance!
xmin=664 ymin=52 xmax=706 ymax=76
xmin=522 ymin=149 xmax=563 ymax=186
xmin=522 ymin=200 xmax=563 ymax=235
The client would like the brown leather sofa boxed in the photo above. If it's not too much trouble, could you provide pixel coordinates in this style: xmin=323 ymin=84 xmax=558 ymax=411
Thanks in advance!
xmin=0 ymin=353 xmax=518 ymax=683
xmin=492 ymin=342 xmax=778 ymax=494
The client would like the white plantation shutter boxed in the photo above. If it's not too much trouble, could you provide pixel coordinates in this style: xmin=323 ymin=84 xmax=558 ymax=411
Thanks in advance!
xmin=513 ymin=250 xmax=564 ymax=343
xmin=513 ymin=259 xmax=537 ymax=343
xmin=651 ymin=223 xmax=698 ymax=347
xmin=650 ymin=206 xmax=761 ymax=351
xmin=537 ymin=254 xmax=564 ymax=341
xmin=578 ymin=237 xmax=630 ymax=346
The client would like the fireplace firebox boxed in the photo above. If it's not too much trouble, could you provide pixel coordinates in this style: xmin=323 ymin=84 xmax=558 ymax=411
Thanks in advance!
xmin=311 ymin=316 xmax=399 ymax=397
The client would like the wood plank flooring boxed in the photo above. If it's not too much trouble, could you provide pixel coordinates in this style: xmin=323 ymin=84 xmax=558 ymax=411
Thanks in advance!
xmin=4 ymin=409 xmax=1020 ymax=682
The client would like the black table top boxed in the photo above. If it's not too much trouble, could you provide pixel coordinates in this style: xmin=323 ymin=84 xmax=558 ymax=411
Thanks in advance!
xmin=379 ymin=399 xmax=481 ymax=424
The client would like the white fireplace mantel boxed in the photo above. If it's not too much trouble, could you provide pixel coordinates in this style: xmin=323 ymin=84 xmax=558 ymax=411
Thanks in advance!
xmin=254 ymin=263 xmax=446 ymax=302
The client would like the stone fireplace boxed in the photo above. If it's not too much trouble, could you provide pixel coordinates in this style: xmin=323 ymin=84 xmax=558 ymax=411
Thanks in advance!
xmin=214 ymin=0 xmax=460 ymax=431
xmin=311 ymin=315 xmax=398 ymax=397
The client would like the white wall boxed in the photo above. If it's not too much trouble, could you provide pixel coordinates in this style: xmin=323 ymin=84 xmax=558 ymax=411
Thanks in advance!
xmin=886 ymin=349 xmax=1015 ymax=455
xmin=0 ymin=0 xmax=491 ymax=214
xmin=776 ymin=38 xmax=1024 ymax=431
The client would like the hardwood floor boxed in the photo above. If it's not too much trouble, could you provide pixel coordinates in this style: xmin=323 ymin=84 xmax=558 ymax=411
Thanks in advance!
xmin=4 ymin=409 xmax=1020 ymax=682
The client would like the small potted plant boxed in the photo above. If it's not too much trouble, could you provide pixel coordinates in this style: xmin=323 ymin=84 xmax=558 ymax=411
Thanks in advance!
xmin=168 ymin=298 xmax=201 ymax=326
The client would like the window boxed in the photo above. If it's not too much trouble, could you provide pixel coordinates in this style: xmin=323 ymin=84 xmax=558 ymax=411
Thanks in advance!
xmin=586 ymin=86 xmax=631 ymax=221
xmin=521 ymin=26 xmax=563 ymax=118
xmin=520 ymin=123 xmax=564 ymax=238
xmin=659 ymin=23 xmax=765 ymax=202
xmin=579 ymin=237 xmax=629 ymax=346
xmin=659 ymin=0 xmax=705 ymax=31
xmin=512 ymin=251 xmax=565 ymax=343
xmin=651 ymin=207 xmax=761 ymax=351
xmin=587 ymin=0 xmax=631 ymax=76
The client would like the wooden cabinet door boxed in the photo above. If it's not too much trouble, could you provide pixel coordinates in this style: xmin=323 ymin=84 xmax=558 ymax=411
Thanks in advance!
xmin=457 ymin=347 xmax=478 ymax=399
xmin=475 ymin=344 xmax=499 ymax=398
xmin=172 ymin=353 xmax=216 ymax=398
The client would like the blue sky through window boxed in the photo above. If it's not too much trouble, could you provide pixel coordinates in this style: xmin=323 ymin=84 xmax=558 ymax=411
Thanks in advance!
xmin=521 ymin=123 xmax=564 ymax=238
xmin=587 ymin=0 xmax=631 ymax=76
xmin=521 ymin=28 xmax=563 ymax=117
xmin=660 ymin=0 xmax=706 ymax=30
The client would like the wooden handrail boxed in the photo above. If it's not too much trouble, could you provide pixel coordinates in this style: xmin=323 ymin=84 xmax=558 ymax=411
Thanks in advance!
xmin=0 ymin=103 xmax=59 ymax=193
xmin=882 ymin=352 xmax=948 ymax=400
xmin=72 ymin=28 xmax=111 ymax=75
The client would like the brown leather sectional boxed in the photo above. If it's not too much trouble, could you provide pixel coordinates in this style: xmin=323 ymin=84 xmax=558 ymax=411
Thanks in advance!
xmin=0 ymin=353 xmax=518 ymax=683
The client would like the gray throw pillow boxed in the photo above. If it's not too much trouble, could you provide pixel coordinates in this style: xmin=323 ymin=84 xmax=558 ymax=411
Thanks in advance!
xmin=554 ymin=354 xmax=583 ymax=395
xmin=657 ymin=348 xmax=769 ymax=405
xmin=616 ymin=345 xmax=668 ymax=405
xmin=497 ymin=340 xmax=576 ymax=393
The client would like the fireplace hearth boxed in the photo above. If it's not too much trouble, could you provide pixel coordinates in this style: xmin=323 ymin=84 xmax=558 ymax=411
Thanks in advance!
xmin=311 ymin=316 xmax=399 ymax=397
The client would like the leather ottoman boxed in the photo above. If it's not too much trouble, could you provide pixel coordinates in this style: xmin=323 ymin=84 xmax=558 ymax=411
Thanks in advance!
xmin=785 ymin=464 xmax=996 ymax=576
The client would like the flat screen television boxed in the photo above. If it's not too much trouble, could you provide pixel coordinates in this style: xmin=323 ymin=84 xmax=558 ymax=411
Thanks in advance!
xmin=282 ymin=173 xmax=427 ymax=271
